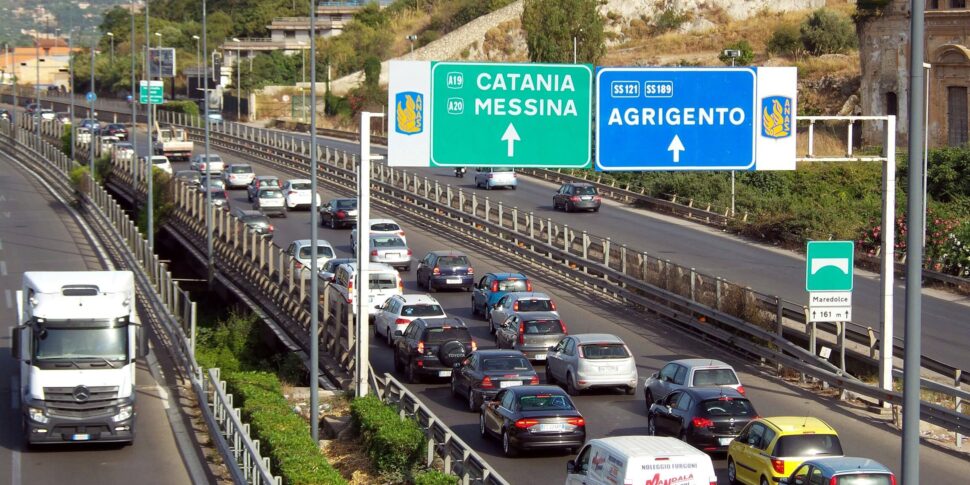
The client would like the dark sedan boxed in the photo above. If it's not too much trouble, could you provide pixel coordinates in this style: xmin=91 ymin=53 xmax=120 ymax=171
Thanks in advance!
xmin=320 ymin=198 xmax=358 ymax=229
xmin=479 ymin=385 xmax=586 ymax=457
xmin=553 ymin=182 xmax=601 ymax=213
xmin=232 ymin=209 xmax=274 ymax=238
xmin=451 ymin=350 xmax=539 ymax=412
xmin=647 ymin=387 xmax=757 ymax=453
xmin=102 ymin=123 xmax=128 ymax=140
xmin=416 ymin=250 xmax=474 ymax=292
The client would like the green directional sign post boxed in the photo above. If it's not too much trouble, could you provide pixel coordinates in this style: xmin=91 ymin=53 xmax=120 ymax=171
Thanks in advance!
xmin=429 ymin=62 xmax=592 ymax=168
xmin=806 ymin=241 xmax=854 ymax=292
xmin=139 ymin=80 xmax=164 ymax=104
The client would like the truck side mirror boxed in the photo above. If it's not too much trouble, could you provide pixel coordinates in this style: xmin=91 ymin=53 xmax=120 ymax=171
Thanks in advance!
xmin=136 ymin=326 xmax=149 ymax=358
xmin=566 ymin=459 xmax=576 ymax=474
xmin=11 ymin=327 xmax=21 ymax=360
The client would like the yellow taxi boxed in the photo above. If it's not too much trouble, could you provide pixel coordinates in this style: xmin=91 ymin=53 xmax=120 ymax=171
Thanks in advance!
xmin=727 ymin=417 xmax=843 ymax=485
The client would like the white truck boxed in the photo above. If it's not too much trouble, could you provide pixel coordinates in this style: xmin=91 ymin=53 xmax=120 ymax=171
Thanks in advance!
xmin=11 ymin=271 xmax=148 ymax=445
xmin=153 ymin=124 xmax=194 ymax=161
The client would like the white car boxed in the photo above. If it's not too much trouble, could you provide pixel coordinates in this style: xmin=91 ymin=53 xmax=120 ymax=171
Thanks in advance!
xmin=76 ymin=127 xmax=92 ymax=144
xmin=285 ymin=239 xmax=336 ymax=279
xmin=190 ymin=153 xmax=225 ymax=174
xmin=112 ymin=142 xmax=135 ymax=164
xmin=373 ymin=294 xmax=447 ymax=346
xmin=254 ymin=187 xmax=286 ymax=217
xmin=281 ymin=179 xmax=321 ymax=210
xmin=223 ymin=164 xmax=255 ymax=188
xmin=350 ymin=218 xmax=406 ymax=252
xmin=149 ymin=155 xmax=173 ymax=175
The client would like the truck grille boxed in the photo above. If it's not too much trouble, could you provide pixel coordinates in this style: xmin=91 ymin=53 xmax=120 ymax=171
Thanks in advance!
xmin=43 ymin=386 xmax=121 ymax=416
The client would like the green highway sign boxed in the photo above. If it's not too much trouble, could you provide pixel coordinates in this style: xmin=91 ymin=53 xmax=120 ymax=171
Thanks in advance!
xmin=139 ymin=80 xmax=164 ymax=104
xmin=429 ymin=62 xmax=592 ymax=168
xmin=806 ymin=241 xmax=854 ymax=292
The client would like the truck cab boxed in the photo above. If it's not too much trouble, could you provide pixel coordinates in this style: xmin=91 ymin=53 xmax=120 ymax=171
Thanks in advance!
xmin=11 ymin=271 xmax=148 ymax=445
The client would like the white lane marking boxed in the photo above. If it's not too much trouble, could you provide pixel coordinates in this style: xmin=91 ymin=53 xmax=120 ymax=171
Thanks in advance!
xmin=156 ymin=383 xmax=171 ymax=410
xmin=0 ymin=261 xmax=6 ymax=276
xmin=4 ymin=290 xmax=11 ymax=309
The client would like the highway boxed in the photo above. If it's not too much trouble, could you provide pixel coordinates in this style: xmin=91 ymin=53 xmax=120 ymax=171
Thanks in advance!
xmin=147 ymin=131 xmax=968 ymax=484
xmin=0 ymin=137 xmax=207 ymax=484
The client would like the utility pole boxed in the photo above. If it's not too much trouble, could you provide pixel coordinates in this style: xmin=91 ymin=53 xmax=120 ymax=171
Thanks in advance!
xmin=203 ymin=0 xmax=214 ymax=283
xmin=35 ymin=38 xmax=41 ymax=148
xmin=130 ymin=0 xmax=138 ymax=178
xmin=193 ymin=35 xmax=200 ymax=99
xmin=309 ymin=1 xmax=320 ymax=443
xmin=107 ymin=32 xmax=114 ymax=65
xmin=145 ymin=0 xmax=154 ymax=248
xmin=88 ymin=32 xmax=95 ymax=176
xmin=68 ymin=29 xmax=75 ymax=162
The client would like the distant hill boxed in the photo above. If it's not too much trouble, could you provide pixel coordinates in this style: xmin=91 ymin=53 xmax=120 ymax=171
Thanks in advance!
xmin=0 ymin=0 xmax=128 ymax=45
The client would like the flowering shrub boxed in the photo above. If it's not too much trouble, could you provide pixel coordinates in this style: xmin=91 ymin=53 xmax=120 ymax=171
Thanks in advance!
xmin=857 ymin=209 xmax=970 ymax=277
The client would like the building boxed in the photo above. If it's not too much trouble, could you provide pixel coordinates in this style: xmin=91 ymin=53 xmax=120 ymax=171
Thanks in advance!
xmin=859 ymin=0 xmax=970 ymax=147
xmin=1 ymin=40 xmax=80 ymax=89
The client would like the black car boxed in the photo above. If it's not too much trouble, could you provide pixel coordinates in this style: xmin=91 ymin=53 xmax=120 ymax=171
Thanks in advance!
xmin=102 ymin=123 xmax=128 ymax=140
xmin=175 ymin=170 xmax=202 ymax=188
xmin=392 ymin=317 xmax=476 ymax=383
xmin=320 ymin=198 xmax=358 ymax=229
xmin=553 ymin=182 xmax=601 ymax=213
xmin=416 ymin=250 xmax=474 ymax=292
xmin=231 ymin=209 xmax=274 ymax=238
xmin=451 ymin=350 xmax=539 ymax=412
xmin=479 ymin=385 xmax=586 ymax=457
xmin=647 ymin=387 xmax=757 ymax=453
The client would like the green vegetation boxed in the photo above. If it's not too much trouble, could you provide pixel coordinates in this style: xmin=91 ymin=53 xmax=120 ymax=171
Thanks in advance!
xmin=60 ymin=125 xmax=73 ymax=157
xmin=160 ymin=100 xmax=200 ymax=117
xmin=766 ymin=23 xmax=801 ymax=57
xmin=136 ymin=168 xmax=174 ymax=236
xmin=350 ymin=395 xmax=426 ymax=482
xmin=652 ymin=8 xmax=690 ymax=34
xmin=718 ymin=40 xmax=754 ymax=66
xmin=521 ymin=0 xmax=606 ymax=64
xmin=799 ymin=9 xmax=857 ymax=56
xmin=413 ymin=470 xmax=460 ymax=485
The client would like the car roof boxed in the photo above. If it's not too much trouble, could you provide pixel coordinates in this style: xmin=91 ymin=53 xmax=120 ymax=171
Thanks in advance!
xmin=256 ymin=175 xmax=278 ymax=180
xmin=472 ymin=349 xmax=529 ymax=358
xmin=228 ymin=163 xmax=252 ymax=168
xmin=285 ymin=178 xmax=311 ymax=184
xmin=669 ymin=358 xmax=732 ymax=369
xmin=802 ymin=457 xmax=892 ymax=475
xmin=488 ymin=272 xmax=528 ymax=280
xmin=678 ymin=387 xmax=746 ymax=400
xmin=368 ymin=218 xmax=398 ymax=225
xmin=414 ymin=316 xmax=466 ymax=328
xmin=505 ymin=292 xmax=551 ymax=300
xmin=506 ymin=385 xmax=564 ymax=395
xmin=429 ymin=250 xmax=468 ymax=257
xmin=564 ymin=182 xmax=595 ymax=187
xmin=761 ymin=417 xmax=837 ymax=434
xmin=590 ymin=436 xmax=709 ymax=458
xmin=514 ymin=311 xmax=562 ymax=320
xmin=393 ymin=294 xmax=440 ymax=305
xmin=292 ymin=239 xmax=334 ymax=247
xmin=571 ymin=333 xmax=624 ymax=344
xmin=235 ymin=209 xmax=263 ymax=217
xmin=338 ymin=262 xmax=396 ymax=273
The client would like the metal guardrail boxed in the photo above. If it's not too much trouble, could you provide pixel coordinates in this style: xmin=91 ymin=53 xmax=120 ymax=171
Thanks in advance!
xmin=6 ymin=116 xmax=281 ymax=484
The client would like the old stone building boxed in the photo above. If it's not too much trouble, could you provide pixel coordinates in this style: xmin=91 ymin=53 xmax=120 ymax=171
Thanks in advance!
xmin=859 ymin=1 xmax=970 ymax=147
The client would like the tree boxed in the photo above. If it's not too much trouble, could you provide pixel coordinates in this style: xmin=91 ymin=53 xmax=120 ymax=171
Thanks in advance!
xmin=718 ymin=40 xmax=754 ymax=66
xmin=767 ymin=23 xmax=801 ymax=57
xmin=521 ymin=0 xmax=605 ymax=64
xmin=799 ymin=9 xmax=857 ymax=56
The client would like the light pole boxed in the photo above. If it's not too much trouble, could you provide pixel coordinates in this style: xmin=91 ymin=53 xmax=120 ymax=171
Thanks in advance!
xmin=723 ymin=49 xmax=742 ymax=217
xmin=35 ymin=38 xmax=41 ymax=148
xmin=130 ymin=0 xmax=137 ymax=172
xmin=232 ymin=37 xmax=240 ymax=121
xmin=922 ymin=62 xmax=931 ymax=248
xmin=406 ymin=34 xmax=417 ymax=54
xmin=203 ymin=0 xmax=214 ymax=283
xmin=89 ymin=32 xmax=96 ymax=176
xmin=145 ymin=4 xmax=154 ymax=249
xmin=572 ymin=28 xmax=583 ymax=64
xmin=309 ymin=0 xmax=321 ymax=441
xmin=297 ymin=41 xmax=306 ymax=122
xmin=192 ymin=35 xmax=200 ymax=99
xmin=68 ymin=29 xmax=75 ymax=161
xmin=107 ymin=32 xmax=114 ymax=65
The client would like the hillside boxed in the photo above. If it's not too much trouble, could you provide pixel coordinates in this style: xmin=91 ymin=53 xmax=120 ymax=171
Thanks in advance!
xmin=0 ymin=0 xmax=129 ymax=45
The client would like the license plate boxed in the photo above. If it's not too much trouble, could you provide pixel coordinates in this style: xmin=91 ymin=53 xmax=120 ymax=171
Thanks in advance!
xmin=388 ymin=252 xmax=400 ymax=258
xmin=581 ymin=196 xmax=592 ymax=200
xmin=719 ymin=437 xmax=734 ymax=446
xmin=499 ymin=380 xmax=521 ymax=388
xmin=534 ymin=354 xmax=547 ymax=360
xmin=446 ymin=277 xmax=462 ymax=284
xmin=537 ymin=423 xmax=566 ymax=432
xmin=600 ymin=366 xmax=617 ymax=372
xmin=438 ymin=370 xmax=452 ymax=377
xmin=72 ymin=434 xmax=91 ymax=441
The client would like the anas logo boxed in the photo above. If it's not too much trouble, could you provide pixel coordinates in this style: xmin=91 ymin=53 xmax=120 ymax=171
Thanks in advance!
xmin=761 ymin=95 xmax=792 ymax=139
xmin=395 ymin=91 xmax=423 ymax=135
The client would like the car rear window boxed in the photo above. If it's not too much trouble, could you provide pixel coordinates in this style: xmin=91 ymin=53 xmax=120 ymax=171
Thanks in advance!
xmin=260 ymin=190 xmax=283 ymax=198
xmin=522 ymin=319 xmax=565 ymax=335
xmin=372 ymin=236 xmax=405 ymax=247
xmin=497 ymin=279 xmax=528 ymax=291
xmin=580 ymin=343 xmax=629 ymax=360
xmin=242 ymin=215 xmax=270 ymax=225
xmin=291 ymin=182 xmax=311 ymax=190
xmin=518 ymin=394 xmax=573 ymax=411
xmin=773 ymin=434 xmax=843 ymax=458
xmin=692 ymin=368 xmax=740 ymax=386
xmin=482 ymin=357 xmax=532 ymax=372
xmin=835 ymin=475 xmax=894 ymax=485
xmin=437 ymin=256 xmax=469 ymax=267
xmin=700 ymin=397 xmax=756 ymax=417
xmin=573 ymin=185 xmax=597 ymax=195
xmin=424 ymin=326 xmax=471 ymax=343
xmin=210 ymin=191 xmax=227 ymax=200
xmin=230 ymin=165 xmax=253 ymax=173
xmin=335 ymin=199 xmax=357 ymax=209
xmin=370 ymin=273 xmax=398 ymax=289
xmin=402 ymin=304 xmax=444 ymax=317
xmin=298 ymin=246 xmax=335 ymax=259
xmin=372 ymin=222 xmax=401 ymax=232
xmin=516 ymin=299 xmax=553 ymax=312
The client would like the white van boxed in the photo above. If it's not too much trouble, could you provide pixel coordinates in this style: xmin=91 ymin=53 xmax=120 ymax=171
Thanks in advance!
xmin=565 ymin=436 xmax=717 ymax=485
xmin=327 ymin=262 xmax=403 ymax=322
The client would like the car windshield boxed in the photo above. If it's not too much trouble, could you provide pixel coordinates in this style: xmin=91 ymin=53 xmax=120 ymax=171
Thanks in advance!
xmin=230 ymin=165 xmax=253 ymax=173
xmin=516 ymin=299 xmax=553 ymax=312
xmin=573 ymin=186 xmax=597 ymax=195
xmin=424 ymin=326 xmax=471 ymax=343
xmin=178 ymin=172 xmax=200 ymax=181
xmin=497 ymin=279 xmax=528 ymax=291
xmin=692 ymin=368 xmax=740 ymax=386
xmin=208 ymin=155 xmax=223 ymax=162
xmin=437 ymin=256 xmax=469 ymax=266
xmin=700 ymin=397 xmax=756 ymax=417
xmin=291 ymin=182 xmax=311 ymax=190
xmin=242 ymin=216 xmax=270 ymax=226
xmin=372 ymin=236 xmax=405 ymax=248
xmin=152 ymin=158 xmax=168 ymax=165
xmin=260 ymin=189 xmax=283 ymax=198
xmin=369 ymin=273 xmax=398 ymax=289
xmin=580 ymin=343 xmax=629 ymax=359
xmin=522 ymin=319 xmax=564 ymax=335
xmin=774 ymin=434 xmax=843 ymax=457
xmin=372 ymin=222 xmax=400 ymax=232
xmin=834 ymin=475 xmax=894 ymax=485
xmin=298 ymin=245 xmax=335 ymax=259
xmin=335 ymin=199 xmax=357 ymax=209
xmin=482 ymin=357 xmax=532 ymax=372
xmin=401 ymin=304 xmax=445 ymax=317
xmin=518 ymin=394 xmax=573 ymax=411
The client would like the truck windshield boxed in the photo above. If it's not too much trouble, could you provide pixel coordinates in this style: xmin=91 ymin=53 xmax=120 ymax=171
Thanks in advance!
xmin=33 ymin=325 xmax=128 ymax=362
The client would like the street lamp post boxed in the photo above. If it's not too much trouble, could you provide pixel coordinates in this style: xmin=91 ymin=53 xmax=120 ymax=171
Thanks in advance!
xmin=203 ymin=0 xmax=214 ymax=283
xmin=107 ymin=32 xmax=114 ymax=65
xmin=35 ymin=39 xmax=41 ymax=148
xmin=298 ymin=41 xmax=306 ymax=122
xmin=406 ymin=34 xmax=417 ymax=54
xmin=723 ymin=49 xmax=742 ymax=217
xmin=89 ymin=32 xmax=96 ymax=176
xmin=193 ymin=35 xmax=200 ymax=99
xmin=232 ymin=37 xmax=240 ymax=121
xmin=922 ymin=62 xmax=931 ymax=248
xmin=68 ymin=29 xmax=75 ymax=161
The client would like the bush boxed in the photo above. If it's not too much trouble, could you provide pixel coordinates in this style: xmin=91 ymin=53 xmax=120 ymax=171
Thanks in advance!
xmin=413 ymin=470 xmax=459 ymax=485
xmin=767 ymin=23 xmax=801 ymax=57
xmin=718 ymin=40 xmax=754 ymax=66
xmin=61 ymin=124 xmax=72 ymax=157
xmin=69 ymin=165 xmax=90 ymax=193
xmin=160 ymin=100 xmax=200 ymax=117
xmin=800 ymin=9 xmax=857 ymax=55
xmin=350 ymin=395 xmax=424 ymax=480
xmin=653 ymin=8 xmax=688 ymax=34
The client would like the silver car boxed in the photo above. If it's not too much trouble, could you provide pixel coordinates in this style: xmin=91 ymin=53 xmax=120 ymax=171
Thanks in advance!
xmin=368 ymin=234 xmax=411 ymax=271
xmin=545 ymin=333 xmax=638 ymax=396
xmin=320 ymin=257 xmax=354 ymax=283
xmin=494 ymin=312 xmax=566 ymax=361
xmin=285 ymin=239 xmax=336 ymax=280
xmin=254 ymin=187 xmax=286 ymax=217
xmin=223 ymin=163 xmax=256 ymax=188
xmin=642 ymin=359 xmax=744 ymax=406
xmin=488 ymin=292 xmax=558 ymax=333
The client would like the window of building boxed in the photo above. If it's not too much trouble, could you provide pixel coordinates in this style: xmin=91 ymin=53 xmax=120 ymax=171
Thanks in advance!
xmin=928 ymin=0 xmax=939 ymax=8
xmin=886 ymin=92 xmax=898 ymax=117
xmin=947 ymin=86 xmax=968 ymax=146
xmin=951 ymin=0 xmax=966 ymax=8
xmin=285 ymin=31 xmax=295 ymax=39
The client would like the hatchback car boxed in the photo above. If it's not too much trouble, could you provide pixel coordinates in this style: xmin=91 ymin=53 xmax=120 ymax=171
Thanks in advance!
xmin=553 ymin=182 xmax=602 ymax=212
xmin=644 ymin=359 xmax=744 ymax=407
xmin=199 ymin=175 xmax=226 ymax=192
xmin=471 ymin=273 xmax=532 ymax=317
xmin=374 ymin=294 xmax=446 ymax=346
xmin=351 ymin=218 xmax=407 ymax=250
xmin=319 ymin=257 xmax=354 ymax=283
xmin=286 ymin=239 xmax=336 ymax=279
xmin=495 ymin=313 xmax=567 ymax=362
xmin=231 ymin=209 xmax=274 ymax=238
xmin=254 ymin=187 xmax=287 ymax=217
xmin=223 ymin=164 xmax=256 ymax=189
xmin=781 ymin=457 xmax=896 ymax=485
xmin=175 ymin=170 xmax=202 ymax=188
xmin=416 ymin=250 xmax=474 ymax=292
xmin=247 ymin=176 xmax=282 ymax=201
xmin=647 ymin=387 xmax=758 ymax=453
xmin=112 ymin=142 xmax=135 ymax=163
xmin=479 ymin=385 xmax=585 ymax=457
xmin=320 ymin=198 xmax=358 ymax=229
xmin=474 ymin=167 xmax=517 ymax=190
xmin=727 ymin=417 xmax=843 ymax=485
xmin=367 ymin=234 xmax=411 ymax=271
xmin=546 ymin=333 xmax=638 ymax=396
xmin=190 ymin=153 xmax=225 ymax=174
xmin=488 ymin=292 xmax=558 ymax=333
xmin=281 ymin=179 xmax=320 ymax=210
xmin=148 ymin=155 xmax=173 ymax=175
xmin=452 ymin=350 xmax=539 ymax=412
xmin=392 ymin=317 xmax=476 ymax=383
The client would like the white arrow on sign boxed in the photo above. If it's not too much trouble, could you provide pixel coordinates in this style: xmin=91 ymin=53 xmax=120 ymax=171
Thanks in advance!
xmin=667 ymin=135 xmax=685 ymax=163
xmin=501 ymin=123 xmax=520 ymax=157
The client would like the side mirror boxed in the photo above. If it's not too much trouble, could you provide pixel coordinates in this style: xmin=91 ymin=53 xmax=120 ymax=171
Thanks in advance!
xmin=11 ymin=327 xmax=22 ymax=359
xmin=374 ymin=305 xmax=382 ymax=310
xmin=548 ymin=345 xmax=557 ymax=351
xmin=136 ymin=326 xmax=149 ymax=358
xmin=393 ymin=330 xmax=403 ymax=337
xmin=651 ymin=372 xmax=659 ymax=379
xmin=566 ymin=460 xmax=576 ymax=474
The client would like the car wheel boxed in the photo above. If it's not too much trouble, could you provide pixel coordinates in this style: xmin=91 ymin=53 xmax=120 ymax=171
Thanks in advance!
xmin=479 ymin=413 xmax=487 ymax=438
xmin=647 ymin=416 xmax=656 ymax=436
xmin=593 ymin=207 xmax=600 ymax=213
xmin=489 ymin=318 xmax=496 ymax=335
xmin=484 ymin=307 xmax=491 ymax=321
xmin=406 ymin=359 xmax=420 ymax=384
xmin=467 ymin=390 xmax=478 ymax=412
xmin=624 ymin=385 xmax=636 ymax=396
xmin=471 ymin=297 xmax=480 ymax=316
xmin=393 ymin=351 xmax=403 ymax=372
xmin=545 ymin=365 xmax=555 ymax=384
xmin=566 ymin=373 xmax=580 ymax=396
xmin=428 ymin=278 xmax=436 ymax=293
xmin=386 ymin=330 xmax=393 ymax=347
xmin=727 ymin=459 xmax=739 ymax=485
xmin=760 ymin=476 xmax=770 ymax=485
xmin=644 ymin=390 xmax=654 ymax=410
xmin=502 ymin=429 xmax=517 ymax=457
xmin=485 ymin=182 xmax=492 ymax=191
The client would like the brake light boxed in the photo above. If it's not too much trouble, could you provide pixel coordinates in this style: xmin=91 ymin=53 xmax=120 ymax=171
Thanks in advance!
xmin=565 ymin=417 xmax=585 ymax=427
xmin=471 ymin=339 xmax=477 ymax=351
xmin=692 ymin=417 xmax=714 ymax=428
xmin=288 ymin=191 xmax=296 ymax=196
xmin=433 ymin=266 xmax=440 ymax=275
xmin=346 ymin=279 xmax=354 ymax=304
xmin=371 ymin=250 xmax=378 ymax=257
xmin=336 ymin=210 xmax=346 ymax=219
xmin=512 ymin=302 xmax=519 ymax=311
xmin=398 ymin=279 xmax=404 ymax=292
xmin=736 ymin=385 xmax=745 ymax=396
xmin=570 ymin=196 xmax=581 ymax=202
xmin=593 ymin=196 xmax=602 ymax=202
xmin=487 ymin=174 xmax=494 ymax=179
xmin=398 ymin=230 xmax=406 ymax=237
xmin=467 ymin=266 xmax=474 ymax=275
xmin=525 ymin=281 xmax=533 ymax=291
xmin=771 ymin=458 xmax=785 ymax=475
xmin=407 ymin=249 xmax=412 ymax=256
xmin=268 ymin=225 xmax=274 ymax=232
xmin=491 ymin=280 xmax=499 ymax=292
xmin=577 ymin=345 xmax=585 ymax=358
xmin=518 ymin=321 xmax=525 ymax=344
xmin=559 ymin=320 xmax=567 ymax=334
xmin=481 ymin=376 xmax=494 ymax=389
xmin=529 ymin=375 xmax=539 ymax=385
xmin=514 ymin=418 xmax=539 ymax=429
xmin=550 ymin=301 xmax=556 ymax=310
xmin=417 ymin=341 xmax=425 ymax=353
xmin=394 ymin=318 xmax=409 ymax=325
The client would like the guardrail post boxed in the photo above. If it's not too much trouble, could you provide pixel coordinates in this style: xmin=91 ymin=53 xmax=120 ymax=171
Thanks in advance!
xmin=689 ymin=268 xmax=696 ymax=300
xmin=446 ymin=186 xmax=454 ymax=209
xmin=299 ymin=275 xmax=306 ymax=304
xmin=528 ymin=211 xmax=535 ymax=240
xmin=278 ymin=250 xmax=286 ymax=285
xmin=470 ymin=192 xmax=476 ymax=215
xmin=423 ymin=177 xmax=430 ymax=200
xmin=512 ymin=207 xmax=518 ymax=233
xmin=620 ymin=245 xmax=628 ymax=278
xmin=434 ymin=180 xmax=441 ymax=203
xmin=484 ymin=197 xmax=491 ymax=224
xmin=581 ymin=231 xmax=589 ymax=264
xmin=956 ymin=370 xmax=963 ymax=447
xmin=603 ymin=237 xmax=611 ymax=268
xmin=547 ymin=218 xmax=553 ymax=248
xmin=562 ymin=225 xmax=569 ymax=254
xmin=714 ymin=277 xmax=722 ymax=310
xmin=288 ymin=259 xmax=295 ymax=292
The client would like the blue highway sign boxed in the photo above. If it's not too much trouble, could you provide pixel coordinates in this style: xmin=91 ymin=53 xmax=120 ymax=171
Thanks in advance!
xmin=86 ymin=91 xmax=97 ymax=103
xmin=596 ymin=67 xmax=757 ymax=171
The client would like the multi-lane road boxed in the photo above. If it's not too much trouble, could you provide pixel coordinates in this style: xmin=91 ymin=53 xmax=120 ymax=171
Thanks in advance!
xmin=148 ymin=131 xmax=967 ymax=484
